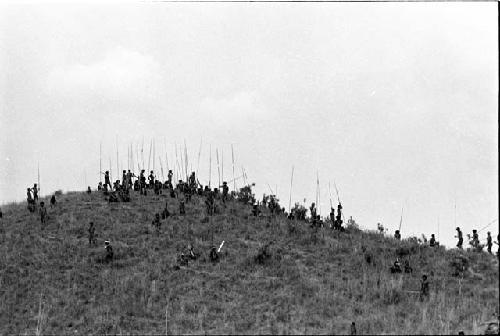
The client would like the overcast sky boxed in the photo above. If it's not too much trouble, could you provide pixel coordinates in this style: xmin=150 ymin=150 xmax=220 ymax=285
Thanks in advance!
xmin=0 ymin=2 xmax=498 ymax=247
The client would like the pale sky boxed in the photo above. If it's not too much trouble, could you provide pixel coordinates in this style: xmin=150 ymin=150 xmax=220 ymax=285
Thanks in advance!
xmin=1 ymin=2 xmax=498 ymax=247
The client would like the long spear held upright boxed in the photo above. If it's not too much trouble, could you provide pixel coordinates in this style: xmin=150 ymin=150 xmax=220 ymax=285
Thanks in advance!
xmin=209 ymin=145 xmax=212 ymax=188
xmin=37 ymin=162 xmax=40 ymax=195
xmin=148 ymin=138 xmax=153 ymax=173
xmin=109 ymin=157 xmax=113 ymax=182
xmin=184 ymin=139 xmax=188 ymax=181
xmin=159 ymin=156 xmax=164 ymax=181
xmin=398 ymin=206 xmax=404 ymax=232
xmin=116 ymin=137 xmax=119 ymax=180
xmin=141 ymin=136 xmax=145 ymax=171
xmin=231 ymin=144 xmax=236 ymax=192
xmin=197 ymin=138 xmax=202 ymax=176
xmin=328 ymin=181 xmax=333 ymax=208
xmin=216 ymin=148 xmax=221 ymax=187
xmin=153 ymin=138 xmax=156 ymax=173
xmin=99 ymin=142 xmax=102 ymax=183
xmin=289 ymin=166 xmax=294 ymax=211
xmin=316 ymin=171 xmax=319 ymax=215
xmin=165 ymin=137 xmax=169 ymax=172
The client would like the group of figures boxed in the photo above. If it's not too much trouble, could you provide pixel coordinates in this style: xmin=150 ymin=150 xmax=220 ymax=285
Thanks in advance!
xmin=25 ymin=183 xmax=57 ymax=228
xmin=390 ymin=225 xmax=499 ymax=255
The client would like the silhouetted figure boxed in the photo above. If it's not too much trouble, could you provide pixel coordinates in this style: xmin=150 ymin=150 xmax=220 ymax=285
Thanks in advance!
xmin=32 ymin=184 xmax=39 ymax=202
xmin=404 ymin=260 xmax=413 ymax=273
xmin=152 ymin=213 xmax=161 ymax=233
xmin=394 ymin=230 xmax=401 ymax=240
xmin=455 ymin=227 xmax=463 ymax=249
xmin=179 ymin=200 xmax=186 ymax=215
xmin=104 ymin=171 xmax=112 ymax=190
xmin=88 ymin=222 xmax=96 ymax=246
xmin=104 ymin=241 xmax=113 ymax=263
xmin=39 ymin=201 xmax=48 ymax=226
xmin=209 ymin=246 xmax=219 ymax=263
xmin=429 ymin=234 xmax=438 ymax=247
xmin=350 ymin=322 xmax=356 ymax=335
xmin=487 ymin=232 xmax=492 ymax=254
xmin=87 ymin=186 xmax=92 ymax=194
xmin=390 ymin=258 xmax=402 ymax=273
xmin=420 ymin=275 xmax=429 ymax=301
xmin=471 ymin=229 xmax=479 ymax=249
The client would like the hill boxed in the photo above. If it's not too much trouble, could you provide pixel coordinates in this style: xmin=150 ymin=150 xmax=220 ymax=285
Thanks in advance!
xmin=0 ymin=188 xmax=498 ymax=335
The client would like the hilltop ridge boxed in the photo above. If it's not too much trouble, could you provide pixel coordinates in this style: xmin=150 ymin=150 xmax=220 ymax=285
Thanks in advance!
xmin=0 ymin=188 xmax=498 ymax=335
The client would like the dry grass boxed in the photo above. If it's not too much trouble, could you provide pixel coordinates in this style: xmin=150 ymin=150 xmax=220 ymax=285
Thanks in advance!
xmin=0 ymin=190 xmax=498 ymax=335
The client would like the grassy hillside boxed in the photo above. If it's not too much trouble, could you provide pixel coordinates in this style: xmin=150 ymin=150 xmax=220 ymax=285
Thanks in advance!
xmin=0 ymin=189 xmax=498 ymax=335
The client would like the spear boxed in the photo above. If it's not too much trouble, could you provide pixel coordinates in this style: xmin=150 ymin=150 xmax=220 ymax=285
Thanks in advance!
xmin=398 ymin=206 xmax=404 ymax=232
xmin=37 ymin=162 xmax=40 ymax=195
xmin=216 ymin=148 xmax=221 ymax=188
xmin=148 ymin=138 xmax=153 ymax=173
xmin=197 ymin=138 xmax=202 ymax=176
xmin=116 ymin=137 xmax=119 ymax=180
xmin=165 ymin=137 xmax=169 ymax=172
xmin=109 ymin=157 xmax=113 ymax=182
xmin=217 ymin=240 xmax=225 ymax=253
xmin=99 ymin=142 xmax=102 ymax=183
xmin=209 ymin=145 xmax=212 ymax=188
xmin=153 ymin=138 xmax=156 ymax=173
xmin=328 ymin=181 xmax=333 ymax=208
xmin=289 ymin=166 xmax=294 ymax=211
xmin=231 ymin=144 xmax=236 ymax=192
xmin=221 ymin=149 xmax=224 ymax=183
xmin=141 ymin=136 xmax=145 ymax=171
xmin=478 ymin=218 xmax=498 ymax=233
xmin=316 ymin=171 xmax=319 ymax=215
xmin=159 ymin=156 xmax=164 ymax=180
xmin=184 ymin=139 xmax=188 ymax=181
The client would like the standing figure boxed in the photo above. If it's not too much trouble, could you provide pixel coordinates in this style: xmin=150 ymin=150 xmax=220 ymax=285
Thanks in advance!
xmin=148 ymin=171 xmax=155 ymax=189
xmin=39 ymin=201 xmax=48 ymax=226
xmin=486 ymin=232 xmax=492 ymax=254
xmin=50 ymin=194 xmax=56 ymax=207
xmin=32 ymin=184 xmax=39 ymax=202
xmin=394 ymin=230 xmax=401 ymax=240
xmin=455 ymin=227 xmax=463 ymax=249
xmin=104 ymin=171 xmax=112 ymax=190
xmin=419 ymin=275 xmax=430 ymax=301
xmin=471 ymin=229 xmax=479 ymax=249
xmin=88 ymin=222 xmax=96 ymax=246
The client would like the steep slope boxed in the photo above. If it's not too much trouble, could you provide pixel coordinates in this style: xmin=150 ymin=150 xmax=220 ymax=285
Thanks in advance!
xmin=0 ymin=189 xmax=498 ymax=335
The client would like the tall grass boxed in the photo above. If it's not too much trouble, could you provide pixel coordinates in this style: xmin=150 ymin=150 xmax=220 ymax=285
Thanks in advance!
xmin=0 ymin=190 xmax=497 ymax=334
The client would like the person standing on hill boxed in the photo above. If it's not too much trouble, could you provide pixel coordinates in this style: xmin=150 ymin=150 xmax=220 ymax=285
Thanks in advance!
xmin=148 ymin=171 xmax=155 ymax=189
xmin=455 ymin=227 xmax=463 ymax=249
xmin=104 ymin=171 xmax=112 ymax=190
xmin=221 ymin=181 xmax=229 ymax=204
xmin=309 ymin=203 xmax=317 ymax=220
xmin=394 ymin=230 xmax=401 ymax=240
xmin=471 ymin=229 xmax=479 ymax=249
xmin=419 ymin=275 xmax=430 ymax=301
xmin=486 ymin=232 xmax=492 ymax=254
xmin=350 ymin=322 xmax=356 ymax=335
xmin=152 ymin=213 xmax=161 ymax=233
xmin=429 ymin=234 xmax=438 ymax=247
xmin=87 ymin=186 xmax=92 ymax=194
xmin=26 ymin=188 xmax=33 ymax=203
xmin=39 ymin=201 xmax=48 ymax=226
xmin=50 ymin=194 xmax=56 ymax=207
xmin=88 ymin=222 xmax=96 ymax=246
xmin=179 ymin=200 xmax=186 ymax=215
xmin=32 ymin=184 xmax=39 ymax=202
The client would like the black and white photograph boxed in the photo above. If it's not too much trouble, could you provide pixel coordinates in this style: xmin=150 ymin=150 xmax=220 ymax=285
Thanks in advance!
xmin=0 ymin=0 xmax=498 ymax=334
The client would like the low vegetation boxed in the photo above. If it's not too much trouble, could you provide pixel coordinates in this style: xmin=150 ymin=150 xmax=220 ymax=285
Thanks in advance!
xmin=0 ymin=188 xmax=498 ymax=334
